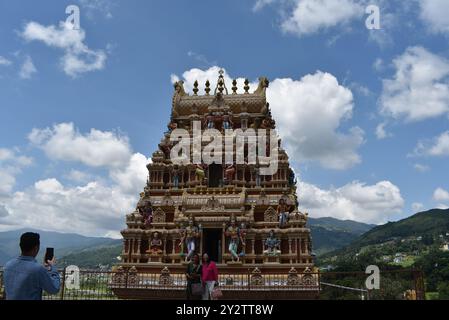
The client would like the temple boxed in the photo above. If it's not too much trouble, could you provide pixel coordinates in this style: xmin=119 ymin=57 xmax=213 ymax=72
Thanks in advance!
xmin=115 ymin=71 xmax=318 ymax=299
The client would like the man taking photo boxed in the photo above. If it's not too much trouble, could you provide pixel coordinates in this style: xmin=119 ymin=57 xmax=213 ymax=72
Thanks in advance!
xmin=4 ymin=232 xmax=60 ymax=300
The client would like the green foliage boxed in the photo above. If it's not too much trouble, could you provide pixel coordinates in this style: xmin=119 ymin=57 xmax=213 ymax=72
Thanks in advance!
xmin=58 ymin=245 xmax=122 ymax=269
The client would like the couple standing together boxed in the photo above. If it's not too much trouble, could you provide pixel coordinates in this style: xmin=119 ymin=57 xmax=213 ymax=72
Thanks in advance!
xmin=185 ymin=253 xmax=220 ymax=300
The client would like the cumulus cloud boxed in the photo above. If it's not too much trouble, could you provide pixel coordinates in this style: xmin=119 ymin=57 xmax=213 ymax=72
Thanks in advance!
xmin=298 ymin=180 xmax=404 ymax=224
xmin=0 ymin=148 xmax=33 ymax=195
xmin=413 ymin=163 xmax=430 ymax=173
xmin=173 ymin=67 xmax=364 ymax=170
xmin=269 ymin=72 xmax=364 ymax=170
xmin=2 ymin=179 xmax=133 ymax=237
xmin=79 ymin=0 xmax=116 ymax=19
xmin=380 ymin=46 xmax=449 ymax=122
xmin=0 ymin=56 xmax=12 ymax=66
xmin=433 ymin=187 xmax=449 ymax=209
xmin=419 ymin=0 xmax=449 ymax=35
xmin=20 ymin=21 xmax=106 ymax=77
xmin=412 ymin=202 xmax=424 ymax=213
xmin=19 ymin=56 xmax=37 ymax=79
xmin=433 ymin=188 xmax=449 ymax=202
xmin=375 ymin=122 xmax=391 ymax=140
xmin=413 ymin=131 xmax=449 ymax=157
xmin=28 ymin=123 xmax=132 ymax=168
xmin=1 ymin=124 xmax=151 ymax=237
xmin=281 ymin=0 xmax=364 ymax=37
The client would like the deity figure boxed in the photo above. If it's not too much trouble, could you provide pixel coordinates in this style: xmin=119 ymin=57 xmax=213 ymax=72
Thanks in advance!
xmin=222 ymin=112 xmax=233 ymax=130
xmin=205 ymin=112 xmax=215 ymax=129
xmin=254 ymin=165 xmax=261 ymax=187
xmin=158 ymin=138 xmax=173 ymax=159
xmin=147 ymin=232 xmax=163 ymax=255
xmin=224 ymin=165 xmax=235 ymax=185
xmin=195 ymin=164 xmax=207 ymax=185
xmin=179 ymin=218 xmax=201 ymax=261
xmin=260 ymin=117 xmax=271 ymax=129
xmin=168 ymin=121 xmax=178 ymax=132
xmin=239 ymin=223 xmax=247 ymax=257
xmin=225 ymin=218 xmax=240 ymax=262
xmin=137 ymin=195 xmax=153 ymax=228
xmin=172 ymin=165 xmax=180 ymax=189
xmin=277 ymin=199 xmax=290 ymax=228
xmin=263 ymin=230 xmax=281 ymax=256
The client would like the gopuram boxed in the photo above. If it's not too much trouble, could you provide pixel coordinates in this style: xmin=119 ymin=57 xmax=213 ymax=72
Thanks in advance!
xmin=115 ymin=71 xmax=318 ymax=299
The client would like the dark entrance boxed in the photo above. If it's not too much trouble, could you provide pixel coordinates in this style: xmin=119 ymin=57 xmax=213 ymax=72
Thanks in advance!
xmin=208 ymin=164 xmax=223 ymax=188
xmin=203 ymin=229 xmax=222 ymax=263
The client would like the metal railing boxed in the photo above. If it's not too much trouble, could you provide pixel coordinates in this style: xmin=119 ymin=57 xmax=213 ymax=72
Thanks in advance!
xmin=0 ymin=267 xmax=425 ymax=300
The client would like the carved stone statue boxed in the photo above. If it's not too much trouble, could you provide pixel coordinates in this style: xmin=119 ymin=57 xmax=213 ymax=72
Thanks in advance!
xmin=277 ymin=198 xmax=290 ymax=228
xmin=225 ymin=218 xmax=240 ymax=262
xmin=224 ymin=165 xmax=235 ymax=185
xmin=222 ymin=112 xmax=233 ymax=130
xmin=205 ymin=112 xmax=215 ymax=129
xmin=137 ymin=196 xmax=153 ymax=228
xmin=147 ymin=232 xmax=163 ymax=255
xmin=263 ymin=230 xmax=281 ymax=256
xmin=239 ymin=222 xmax=247 ymax=257
xmin=179 ymin=218 xmax=201 ymax=261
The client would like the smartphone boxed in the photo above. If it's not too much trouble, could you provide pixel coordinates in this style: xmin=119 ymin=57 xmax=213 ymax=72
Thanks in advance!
xmin=45 ymin=247 xmax=54 ymax=262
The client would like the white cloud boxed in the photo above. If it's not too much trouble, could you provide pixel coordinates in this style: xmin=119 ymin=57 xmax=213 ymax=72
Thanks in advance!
xmin=0 ymin=205 xmax=9 ymax=218
xmin=19 ymin=56 xmax=37 ymax=79
xmin=298 ymin=180 xmax=404 ymax=224
xmin=413 ymin=131 xmax=449 ymax=157
xmin=21 ymin=21 xmax=106 ymax=77
xmin=280 ymin=0 xmax=364 ymax=37
xmin=173 ymin=67 xmax=364 ymax=170
xmin=380 ymin=46 xmax=449 ymax=122
xmin=1 ymin=123 xmax=151 ymax=237
xmin=375 ymin=122 xmax=391 ymax=139
xmin=269 ymin=72 xmax=364 ymax=170
xmin=419 ymin=0 xmax=449 ymax=35
xmin=0 ymin=148 xmax=33 ymax=195
xmin=0 ymin=56 xmax=12 ymax=66
xmin=412 ymin=202 xmax=424 ymax=213
xmin=65 ymin=169 xmax=93 ymax=183
xmin=28 ymin=122 xmax=132 ymax=168
xmin=253 ymin=0 xmax=276 ymax=12
xmin=110 ymin=153 xmax=151 ymax=195
xmin=413 ymin=163 xmax=430 ymax=173
xmin=433 ymin=187 xmax=449 ymax=203
xmin=79 ymin=0 xmax=116 ymax=19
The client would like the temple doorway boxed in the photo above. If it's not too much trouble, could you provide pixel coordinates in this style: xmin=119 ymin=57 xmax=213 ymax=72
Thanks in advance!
xmin=208 ymin=164 xmax=223 ymax=188
xmin=203 ymin=228 xmax=222 ymax=263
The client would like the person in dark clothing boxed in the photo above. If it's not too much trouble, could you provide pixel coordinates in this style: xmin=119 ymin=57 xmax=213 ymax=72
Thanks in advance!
xmin=185 ymin=253 xmax=202 ymax=300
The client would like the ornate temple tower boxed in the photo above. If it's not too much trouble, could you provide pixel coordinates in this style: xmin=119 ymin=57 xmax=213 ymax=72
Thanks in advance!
xmin=120 ymin=71 xmax=314 ymax=273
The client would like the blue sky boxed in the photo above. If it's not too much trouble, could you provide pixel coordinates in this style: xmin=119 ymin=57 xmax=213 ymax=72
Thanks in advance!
xmin=0 ymin=0 xmax=448 ymax=237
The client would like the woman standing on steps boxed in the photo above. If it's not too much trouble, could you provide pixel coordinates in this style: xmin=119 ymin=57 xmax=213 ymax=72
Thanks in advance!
xmin=185 ymin=253 xmax=202 ymax=300
xmin=201 ymin=253 xmax=219 ymax=300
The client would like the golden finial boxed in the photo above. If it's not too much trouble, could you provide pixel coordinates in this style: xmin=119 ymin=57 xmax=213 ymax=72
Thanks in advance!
xmin=244 ymin=79 xmax=250 ymax=94
xmin=193 ymin=80 xmax=199 ymax=95
xmin=205 ymin=80 xmax=211 ymax=95
xmin=232 ymin=79 xmax=238 ymax=94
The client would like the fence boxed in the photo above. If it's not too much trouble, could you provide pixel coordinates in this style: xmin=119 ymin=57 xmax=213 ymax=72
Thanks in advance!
xmin=0 ymin=267 xmax=425 ymax=300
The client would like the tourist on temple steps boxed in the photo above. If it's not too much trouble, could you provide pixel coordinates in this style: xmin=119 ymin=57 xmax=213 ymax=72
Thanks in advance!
xmin=201 ymin=253 xmax=219 ymax=300
xmin=185 ymin=253 xmax=202 ymax=300
xmin=3 ymin=232 xmax=60 ymax=300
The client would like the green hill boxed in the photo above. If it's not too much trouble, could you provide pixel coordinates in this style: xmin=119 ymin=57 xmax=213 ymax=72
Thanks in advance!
xmin=354 ymin=209 xmax=449 ymax=247
xmin=308 ymin=217 xmax=375 ymax=255
xmin=0 ymin=229 xmax=121 ymax=266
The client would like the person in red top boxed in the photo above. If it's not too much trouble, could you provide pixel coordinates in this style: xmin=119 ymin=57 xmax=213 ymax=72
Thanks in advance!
xmin=201 ymin=253 xmax=218 ymax=300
